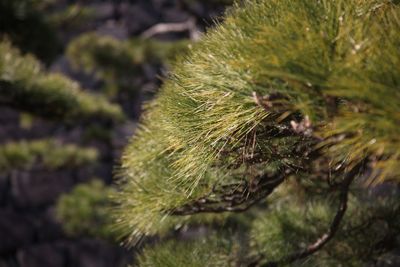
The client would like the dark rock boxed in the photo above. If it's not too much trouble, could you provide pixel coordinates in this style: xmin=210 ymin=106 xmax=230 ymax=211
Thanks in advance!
xmin=142 ymin=64 xmax=159 ymax=81
xmin=74 ymin=167 xmax=97 ymax=184
xmin=124 ymin=4 xmax=159 ymax=35
xmin=17 ymin=244 xmax=66 ymax=267
xmin=112 ymin=121 xmax=136 ymax=152
xmin=183 ymin=1 xmax=206 ymax=18
xmin=50 ymin=56 xmax=103 ymax=91
xmin=151 ymin=0 xmax=178 ymax=9
xmin=0 ymin=108 xmax=21 ymax=142
xmin=0 ymin=175 xmax=9 ymax=206
xmin=34 ymin=208 xmax=65 ymax=242
xmin=0 ymin=107 xmax=60 ymax=142
xmin=96 ymin=21 xmax=129 ymax=40
xmin=0 ymin=210 xmax=35 ymax=255
xmin=62 ymin=239 xmax=129 ymax=267
xmin=161 ymin=8 xmax=191 ymax=23
xmin=0 ymin=107 xmax=19 ymax=125
xmin=10 ymin=170 xmax=74 ymax=208
xmin=88 ymin=3 xmax=115 ymax=21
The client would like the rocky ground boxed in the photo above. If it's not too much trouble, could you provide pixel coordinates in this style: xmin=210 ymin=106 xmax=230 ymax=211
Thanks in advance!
xmin=0 ymin=1 xmax=228 ymax=266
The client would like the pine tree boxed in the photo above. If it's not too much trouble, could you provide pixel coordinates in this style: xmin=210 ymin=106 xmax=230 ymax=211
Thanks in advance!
xmin=115 ymin=0 xmax=400 ymax=266
xmin=0 ymin=0 xmax=127 ymax=258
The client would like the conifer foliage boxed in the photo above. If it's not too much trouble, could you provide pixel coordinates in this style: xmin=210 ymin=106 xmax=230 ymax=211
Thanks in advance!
xmin=0 ymin=139 xmax=98 ymax=173
xmin=116 ymin=0 xmax=400 ymax=266
xmin=0 ymin=41 xmax=124 ymax=122
xmin=66 ymin=32 xmax=190 ymax=99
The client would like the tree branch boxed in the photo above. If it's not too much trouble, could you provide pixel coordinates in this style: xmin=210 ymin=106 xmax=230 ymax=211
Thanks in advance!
xmin=170 ymin=171 xmax=288 ymax=216
xmin=141 ymin=18 xmax=201 ymax=41
xmin=260 ymin=162 xmax=364 ymax=267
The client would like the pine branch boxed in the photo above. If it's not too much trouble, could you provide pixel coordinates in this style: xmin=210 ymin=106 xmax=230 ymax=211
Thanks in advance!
xmin=0 ymin=139 xmax=98 ymax=173
xmin=258 ymin=162 xmax=364 ymax=267
xmin=171 ymin=171 xmax=287 ymax=215
xmin=0 ymin=42 xmax=124 ymax=122
xmin=116 ymin=0 xmax=400 ymax=250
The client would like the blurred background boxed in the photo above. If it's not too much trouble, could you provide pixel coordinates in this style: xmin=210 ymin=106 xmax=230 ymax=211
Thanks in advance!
xmin=0 ymin=0 xmax=232 ymax=266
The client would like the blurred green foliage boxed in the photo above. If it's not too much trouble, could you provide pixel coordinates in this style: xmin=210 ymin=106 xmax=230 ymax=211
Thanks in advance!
xmin=48 ymin=4 xmax=96 ymax=31
xmin=56 ymin=179 xmax=118 ymax=240
xmin=67 ymin=33 xmax=191 ymax=97
xmin=0 ymin=139 xmax=98 ymax=173
xmin=0 ymin=41 xmax=125 ymax=122
xmin=138 ymin=236 xmax=238 ymax=267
